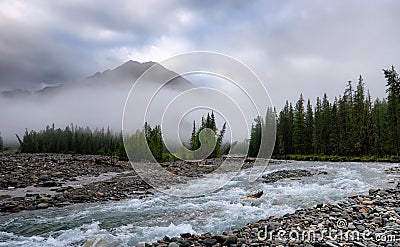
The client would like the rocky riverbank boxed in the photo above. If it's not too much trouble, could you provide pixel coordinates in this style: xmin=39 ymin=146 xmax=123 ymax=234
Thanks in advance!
xmin=0 ymin=153 xmax=262 ymax=213
xmin=147 ymin=184 xmax=400 ymax=247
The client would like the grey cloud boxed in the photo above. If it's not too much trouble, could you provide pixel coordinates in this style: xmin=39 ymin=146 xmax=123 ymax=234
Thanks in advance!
xmin=1 ymin=0 xmax=400 ymax=141
xmin=0 ymin=0 xmax=191 ymax=90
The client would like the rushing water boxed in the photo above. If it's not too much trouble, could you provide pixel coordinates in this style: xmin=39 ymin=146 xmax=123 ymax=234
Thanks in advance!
xmin=0 ymin=161 xmax=398 ymax=247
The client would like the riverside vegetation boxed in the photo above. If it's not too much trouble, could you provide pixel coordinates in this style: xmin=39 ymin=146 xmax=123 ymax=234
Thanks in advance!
xmin=0 ymin=66 xmax=400 ymax=246
xmin=3 ymin=66 xmax=399 ymax=162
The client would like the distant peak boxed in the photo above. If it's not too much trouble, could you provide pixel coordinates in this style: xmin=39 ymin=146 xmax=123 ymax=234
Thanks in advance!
xmin=123 ymin=60 xmax=141 ymax=65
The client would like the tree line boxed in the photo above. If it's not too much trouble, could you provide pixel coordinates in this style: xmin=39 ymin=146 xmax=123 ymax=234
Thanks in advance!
xmin=273 ymin=66 xmax=400 ymax=158
xmin=16 ymin=112 xmax=229 ymax=162
xmin=17 ymin=124 xmax=125 ymax=157
xmin=12 ymin=66 xmax=400 ymax=160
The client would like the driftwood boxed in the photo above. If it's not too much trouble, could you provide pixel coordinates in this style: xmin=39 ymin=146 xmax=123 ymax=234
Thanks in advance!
xmin=242 ymin=190 xmax=263 ymax=200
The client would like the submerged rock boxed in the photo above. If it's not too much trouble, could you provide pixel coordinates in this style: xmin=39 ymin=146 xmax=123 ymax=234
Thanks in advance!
xmin=262 ymin=169 xmax=321 ymax=183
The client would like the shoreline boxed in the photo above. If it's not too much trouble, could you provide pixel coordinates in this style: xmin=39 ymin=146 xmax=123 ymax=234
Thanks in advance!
xmin=145 ymin=185 xmax=400 ymax=247
xmin=272 ymin=154 xmax=400 ymax=163
xmin=0 ymin=152 xmax=399 ymax=246
xmin=0 ymin=152 xmax=398 ymax=215
xmin=0 ymin=153 xmax=256 ymax=214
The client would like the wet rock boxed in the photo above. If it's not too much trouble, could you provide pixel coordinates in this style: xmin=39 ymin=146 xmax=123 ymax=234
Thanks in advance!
xmin=36 ymin=203 xmax=49 ymax=209
xmin=203 ymin=238 xmax=218 ymax=246
xmin=180 ymin=233 xmax=192 ymax=238
xmin=262 ymin=169 xmax=319 ymax=183
xmin=39 ymin=180 xmax=59 ymax=187
xmin=0 ymin=194 xmax=11 ymax=200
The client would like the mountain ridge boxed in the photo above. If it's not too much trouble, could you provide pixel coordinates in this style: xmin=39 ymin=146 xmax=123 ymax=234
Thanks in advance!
xmin=0 ymin=60 xmax=192 ymax=98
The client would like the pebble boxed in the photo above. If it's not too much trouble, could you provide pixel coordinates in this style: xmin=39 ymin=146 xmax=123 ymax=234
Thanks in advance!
xmin=36 ymin=203 xmax=48 ymax=209
xmin=147 ymin=185 xmax=400 ymax=246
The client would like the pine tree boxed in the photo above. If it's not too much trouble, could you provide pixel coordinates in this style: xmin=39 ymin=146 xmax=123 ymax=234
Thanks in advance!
xmin=384 ymin=66 xmax=400 ymax=156
xmin=304 ymin=99 xmax=314 ymax=154
xmin=293 ymin=94 xmax=306 ymax=154
xmin=248 ymin=117 xmax=262 ymax=157
xmin=329 ymin=98 xmax=340 ymax=155
xmin=321 ymin=94 xmax=332 ymax=154
xmin=372 ymin=99 xmax=389 ymax=157
xmin=313 ymin=97 xmax=323 ymax=154
xmin=352 ymin=76 xmax=366 ymax=156
xmin=190 ymin=121 xmax=198 ymax=150
xmin=0 ymin=132 xmax=3 ymax=151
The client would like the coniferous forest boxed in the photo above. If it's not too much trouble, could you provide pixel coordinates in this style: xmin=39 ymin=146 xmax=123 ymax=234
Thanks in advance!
xmin=14 ymin=113 xmax=229 ymax=162
xmin=273 ymin=66 xmax=400 ymax=159
xmin=8 ymin=66 xmax=400 ymax=161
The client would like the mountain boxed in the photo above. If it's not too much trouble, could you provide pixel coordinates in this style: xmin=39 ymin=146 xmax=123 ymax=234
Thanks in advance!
xmin=0 ymin=60 xmax=193 ymax=99
xmin=0 ymin=89 xmax=31 ymax=98
xmin=0 ymin=60 xmax=195 ymax=144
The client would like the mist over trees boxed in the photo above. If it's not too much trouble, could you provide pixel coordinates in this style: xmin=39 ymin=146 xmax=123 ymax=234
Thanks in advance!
xmin=12 ymin=66 xmax=400 ymax=160
xmin=273 ymin=66 xmax=400 ymax=158
xmin=189 ymin=112 xmax=228 ymax=159
xmin=17 ymin=124 xmax=124 ymax=156
xmin=16 ymin=112 xmax=230 ymax=162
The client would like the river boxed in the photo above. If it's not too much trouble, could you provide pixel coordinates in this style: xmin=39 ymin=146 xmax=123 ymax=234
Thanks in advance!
xmin=0 ymin=161 xmax=398 ymax=246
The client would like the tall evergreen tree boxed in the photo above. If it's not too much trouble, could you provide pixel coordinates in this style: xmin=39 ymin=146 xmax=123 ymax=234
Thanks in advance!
xmin=0 ymin=132 xmax=3 ymax=151
xmin=321 ymin=94 xmax=332 ymax=154
xmin=304 ymin=99 xmax=314 ymax=154
xmin=372 ymin=99 xmax=389 ymax=157
xmin=248 ymin=117 xmax=262 ymax=157
xmin=313 ymin=97 xmax=323 ymax=154
xmin=190 ymin=121 xmax=198 ymax=150
xmin=293 ymin=94 xmax=306 ymax=154
xmin=384 ymin=66 xmax=400 ymax=156
xmin=352 ymin=76 xmax=367 ymax=156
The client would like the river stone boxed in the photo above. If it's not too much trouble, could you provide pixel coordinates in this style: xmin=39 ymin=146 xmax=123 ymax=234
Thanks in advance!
xmin=0 ymin=194 xmax=11 ymax=200
xmin=178 ymin=239 xmax=191 ymax=247
xmin=223 ymin=236 xmax=237 ymax=245
xmin=168 ymin=242 xmax=179 ymax=247
xmin=180 ymin=232 xmax=192 ymax=238
xmin=348 ymin=223 xmax=356 ymax=230
xmin=36 ymin=203 xmax=49 ymax=209
xmin=356 ymin=224 xmax=365 ymax=231
xmin=203 ymin=238 xmax=217 ymax=246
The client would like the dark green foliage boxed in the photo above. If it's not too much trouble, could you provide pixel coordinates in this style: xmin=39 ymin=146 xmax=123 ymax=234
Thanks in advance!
xmin=304 ymin=100 xmax=314 ymax=154
xmin=19 ymin=124 xmax=123 ymax=157
xmin=276 ymin=101 xmax=294 ymax=155
xmin=0 ymin=132 xmax=3 ymax=151
xmin=384 ymin=66 xmax=400 ymax=156
xmin=18 ymin=111 xmax=228 ymax=162
xmin=248 ymin=117 xmax=262 ymax=158
xmin=274 ymin=66 xmax=400 ymax=158
xmin=248 ymin=107 xmax=276 ymax=158
xmin=293 ymin=94 xmax=306 ymax=154
xmin=189 ymin=111 xmax=228 ymax=159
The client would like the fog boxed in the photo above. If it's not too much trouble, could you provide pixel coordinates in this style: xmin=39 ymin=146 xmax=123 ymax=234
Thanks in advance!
xmin=1 ymin=59 xmax=275 ymax=153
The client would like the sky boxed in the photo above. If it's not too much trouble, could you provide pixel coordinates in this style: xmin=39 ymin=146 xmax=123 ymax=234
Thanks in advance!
xmin=1 ymin=0 xmax=399 ymax=106
xmin=1 ymin=0 xmax=400 ymax=145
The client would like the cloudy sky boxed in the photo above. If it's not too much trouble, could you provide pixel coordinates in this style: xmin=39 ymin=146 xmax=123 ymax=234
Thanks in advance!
xmin=1 ymin=0 xmax=399 ymax=107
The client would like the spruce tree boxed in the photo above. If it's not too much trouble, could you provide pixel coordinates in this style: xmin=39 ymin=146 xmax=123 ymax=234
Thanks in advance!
xmin=384 ymin=66 xmax=400 ymax=156
xmin=0 ymin=132 xmax=3 ymax=151
xmin=304 ymin=99 xmax=314 ymax=154
xmin=293 ymin=94 xmax=306 ymax=154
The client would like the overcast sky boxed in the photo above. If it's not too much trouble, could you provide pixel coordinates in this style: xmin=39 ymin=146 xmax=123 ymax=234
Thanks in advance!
xmin=1 ymin=0 xmax=399 ymax=108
